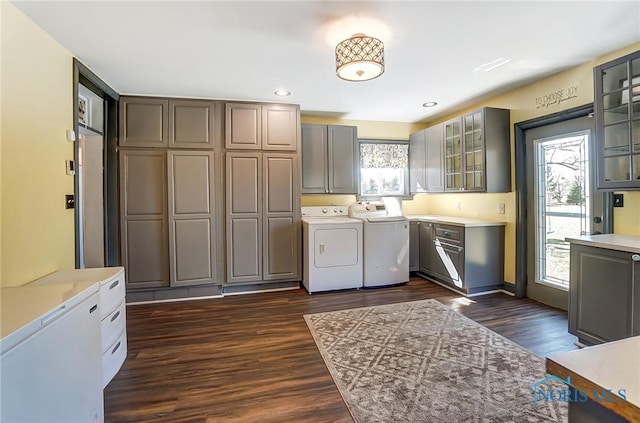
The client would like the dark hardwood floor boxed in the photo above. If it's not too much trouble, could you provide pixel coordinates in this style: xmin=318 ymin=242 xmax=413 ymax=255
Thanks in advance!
xmin=104 ymin=277 xmax=577 ymax=423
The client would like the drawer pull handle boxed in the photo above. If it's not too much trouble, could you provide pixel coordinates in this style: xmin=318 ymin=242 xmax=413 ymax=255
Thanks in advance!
xmin=89 ymin=304 xmax=98 ymax=314
xmin=632 ymin=254 xmax=640 ymax=262
xmin=444 ymin=231 xmax=451 ymax=237
xmin=109 ymin=280 xmax=120 ymax=290
xmin=110 ymin=310 xmax=121 ymax=322
xmin=111 ymin=341 xmax=121 ymax=355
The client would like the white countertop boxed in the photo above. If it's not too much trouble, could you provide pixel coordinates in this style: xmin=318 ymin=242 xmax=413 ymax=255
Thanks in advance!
xmin=547 ymin=336 xmax=640 ymax=415
xmin=405 ymin=214 xmax=506 ymax=227
xmin=1 ymin=280 xmax=99 ymax=353
xmin=1 ymin=267 xmax=124 ymax=354
xmin=29 ymin=266 xmax=124 ymax=286
xmin=566 ymin=234 xmax=640 ymax=254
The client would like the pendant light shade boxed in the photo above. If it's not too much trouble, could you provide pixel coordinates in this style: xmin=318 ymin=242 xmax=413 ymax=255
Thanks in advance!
xmin=335 ymin=33 xmax=385 ymax=82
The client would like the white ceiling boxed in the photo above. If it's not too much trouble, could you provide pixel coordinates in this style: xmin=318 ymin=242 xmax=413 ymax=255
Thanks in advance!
xmin=12 ymin=1 xmax=640 ymax=123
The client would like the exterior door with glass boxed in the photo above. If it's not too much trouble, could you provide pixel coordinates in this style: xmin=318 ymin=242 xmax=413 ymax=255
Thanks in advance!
xmin=525 ymin=115 xmax=609 ymax=310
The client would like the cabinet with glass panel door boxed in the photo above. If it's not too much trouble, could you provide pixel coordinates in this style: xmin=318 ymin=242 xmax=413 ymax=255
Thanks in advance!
xmin=594 ymin=49 xmax=640 ymax=189
xmin=444 ymin=107 xmax=511 ymax=193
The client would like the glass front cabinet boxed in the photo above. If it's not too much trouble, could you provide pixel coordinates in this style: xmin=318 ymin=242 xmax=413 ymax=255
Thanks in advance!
xmin=444 ymin=107 xmax=511 ymax=193
xmin=594 ymin=50 xmax=640 ymax=189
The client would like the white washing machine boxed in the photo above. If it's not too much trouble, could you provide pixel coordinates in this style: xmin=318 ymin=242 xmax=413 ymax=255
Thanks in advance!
xmin=302 ymin=206 xmax=363 ymax=294
xmin=349 ymin=204 xmax=409 ymax=287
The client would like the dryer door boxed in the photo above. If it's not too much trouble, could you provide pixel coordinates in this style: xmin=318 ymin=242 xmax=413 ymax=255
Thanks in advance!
xmin=314 ymin=228 xmax=359 ymax=268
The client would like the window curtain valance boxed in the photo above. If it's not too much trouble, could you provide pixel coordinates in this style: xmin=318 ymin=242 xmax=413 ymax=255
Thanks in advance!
xmin=359 ymin=143 xmax=408 ymax=169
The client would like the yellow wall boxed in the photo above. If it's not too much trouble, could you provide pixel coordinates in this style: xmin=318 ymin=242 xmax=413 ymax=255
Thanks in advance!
xmin=1 ymin=3 xmax=75 ymax=286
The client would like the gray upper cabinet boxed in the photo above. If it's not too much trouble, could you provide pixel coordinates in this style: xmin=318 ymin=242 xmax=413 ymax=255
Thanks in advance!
xmin=169 ymin=100 xmax=216 ymax=149
xmin=594 ymin=49 xmax=640 ymax=190
xmin=410 ymin=124 xmax=444 ymax=193
xmin=167 ymin=151 xmax=216 ymax=287
xmin=119 ymin=149 xmax=169 ymax=288
xmin=444 ymin=107 xmax=511 ymax=192
xmin=226 ymin=152 xmax=300 ymax=284
xmin=301 ymin=124 xmax=358 ymax=194
xmin=225 ymin=103 xmax=262 ymax=150
xmin=301 ymin=124 xmax=328 ymax=193
xmin=425 ymin=124 xmax=444 ymax=192
xmin=569 ymin=243 xmax=640 ymax=345
xmin=120 ymin=97 xmax=168 ymax=148
xmin=225 ymin=102 xmax=299 ymax=151
xmin=262 ymin=104 xmax=299 ymax=151
xmin=409 ymin=130 xmax=426 ymax=193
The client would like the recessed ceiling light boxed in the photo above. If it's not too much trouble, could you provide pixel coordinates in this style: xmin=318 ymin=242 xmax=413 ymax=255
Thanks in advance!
xmin=422 ymin=102 xmax=438 ymax=107
xmin=274 ymin=90 xmax=291 ymax=96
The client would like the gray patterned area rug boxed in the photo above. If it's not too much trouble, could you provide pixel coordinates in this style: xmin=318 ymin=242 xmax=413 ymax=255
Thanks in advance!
xmin=304 ymin=299 xmax=567 ymax=423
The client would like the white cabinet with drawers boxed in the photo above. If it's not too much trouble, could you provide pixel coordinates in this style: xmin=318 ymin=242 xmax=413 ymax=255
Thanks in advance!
xmin=30 ymin=267 xmax=127 ymax=388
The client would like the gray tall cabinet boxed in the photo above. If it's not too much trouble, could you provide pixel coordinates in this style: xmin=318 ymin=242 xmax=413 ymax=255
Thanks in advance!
xmin=225 ymin=102 xmax=301 ymax=285
xmin=119 ymin=96 xmax=219 ymax=290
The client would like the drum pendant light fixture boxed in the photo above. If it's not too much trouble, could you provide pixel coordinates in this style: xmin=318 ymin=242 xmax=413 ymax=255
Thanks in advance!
xmin=335 ymin=33 xmax=385 ymax=82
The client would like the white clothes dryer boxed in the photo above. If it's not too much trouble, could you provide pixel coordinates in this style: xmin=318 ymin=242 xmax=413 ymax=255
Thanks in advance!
xmin=302 ymin=206 xmax=363 ymax=294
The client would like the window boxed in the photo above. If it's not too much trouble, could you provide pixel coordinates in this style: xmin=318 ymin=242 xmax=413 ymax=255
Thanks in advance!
xmin=359 ymin=140 xmax=409 ymax=198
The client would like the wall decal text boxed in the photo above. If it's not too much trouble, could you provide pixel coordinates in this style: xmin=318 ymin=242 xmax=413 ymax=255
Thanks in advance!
xmin=535 ymin=85 xmax=579 ymax=109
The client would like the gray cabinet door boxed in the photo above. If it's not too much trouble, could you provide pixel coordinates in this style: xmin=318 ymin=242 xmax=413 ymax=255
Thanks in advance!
xmin=262 ymin=104 xmax=299 ymax=151
xmin=226 ymin=152 xmax=262 ymax=283
xmin=418 ymin=222 xmax=435 ymax=275
xmin=425 ymin=124 xmax=444 ymax=192
xmin=225 ymin=103 xmax=262 ymax=149
xmin=409 ymin=130 xmax=426 ymax=193
xmin=594 ymin=50 xmax=640 ymax=190
xmin=569 ymin=245 xmax=637 ymax=344
xmin=431 ymin=241 xmax=465 ymax=289
xmin=301 ymin=124 xmax=328 ymax=193
xmin=167 ymin=151 xmax=216 ymax=287
xmin=120 ymin=97 xmax=168 ymax=148
xmin=328 ymin=125 xmax=358 ymax=194
xmin=119 ymin=150 xmax=169 ymax=288
xmin=169 ymin=100 xmax=216 ymax=149
xmin=409 ymin=221 xmax=420 ymax=271
xmin=263 ymin=153 xmax=300 ymax=280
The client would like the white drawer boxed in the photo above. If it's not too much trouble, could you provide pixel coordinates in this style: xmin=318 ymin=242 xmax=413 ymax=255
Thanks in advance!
xmin=102 ymin=330 xmax=127 ymax=388
xmin=100 ymin=273 xmax=125 ymax=318
xmin=101 ymin=301 xmax=126 ymax=353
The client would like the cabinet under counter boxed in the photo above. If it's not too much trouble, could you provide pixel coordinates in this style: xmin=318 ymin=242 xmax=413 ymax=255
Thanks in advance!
xmin=566 ymin=234 xmax=640 ymax=346
xmin=407 ymin=215 xmax=506 ymax=296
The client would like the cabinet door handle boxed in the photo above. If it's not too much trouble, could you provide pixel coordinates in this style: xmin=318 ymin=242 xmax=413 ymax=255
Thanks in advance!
xmin=319 ymin=243 xmax=325 ymax=254
xmin=110 ymin=310 xmax=121 ymax=322
xmin=444 ymin=231 xmax=451 ymax=237
xmin=109 ymin=280 xmax=120 ymax=290
xmin=41 ymin=305 xmax=66 ymax=325
xmin=632 ymin=254 xmax=640 ymax=262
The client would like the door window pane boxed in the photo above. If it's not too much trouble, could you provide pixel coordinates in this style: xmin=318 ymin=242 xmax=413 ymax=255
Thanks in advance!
xmin=535 ymin=134 xmax=589 ymax=290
